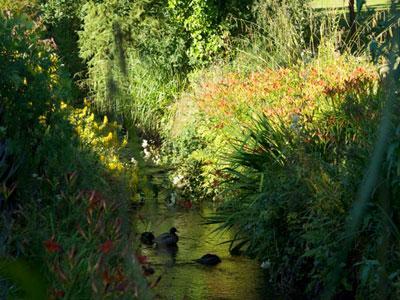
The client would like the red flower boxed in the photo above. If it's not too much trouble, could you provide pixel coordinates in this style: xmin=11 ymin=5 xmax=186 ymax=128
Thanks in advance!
xmin=44 ymin=238 xmax=62 ymax=253
xmin=100 ymin=240 xmax=113 ymax=254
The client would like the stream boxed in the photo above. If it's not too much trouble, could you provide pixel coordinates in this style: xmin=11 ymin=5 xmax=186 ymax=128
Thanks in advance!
xmin=134 ymin=200 xmax=271 ymax=299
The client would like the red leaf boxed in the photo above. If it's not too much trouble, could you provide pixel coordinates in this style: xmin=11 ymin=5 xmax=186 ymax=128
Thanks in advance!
xmin=100 ymin=240 xmax=113 ymax=254
xmin=53 ymin=289 xmax=65 ymax=298
xmin=44 ymin=238 xmax=62 ymax=253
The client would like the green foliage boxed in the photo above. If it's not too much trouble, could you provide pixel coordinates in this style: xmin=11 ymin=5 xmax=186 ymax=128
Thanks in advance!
xmin=230 ymin=0 xmax=312 ymax=70
xmin=0 ymin=11 xmax=150 ymax=298
xmin=40 ymin=0 xmax=87 ymax=78
xmin=76 ymin=0 xmax=258 ymax=136
xmin=211 ymin=88 xmax=382 ymax=296
xmin=167 ymin=0 xmax=228 ymax=66
xmin=0 ymin=13 xmax=75 ymax=188
xmin=0 ymin=259 xmax=46 ymax=300
xmin=0 ymin=0 xmax=40 ymax=15
xmin=78 ymin=0 xmax=186 ymax=135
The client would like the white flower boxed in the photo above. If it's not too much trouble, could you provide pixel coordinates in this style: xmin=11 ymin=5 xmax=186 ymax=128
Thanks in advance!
xmin=260 ymin=260 xmax=271 ymax=269
xmin=130 ymin=157 xmax=138 ymax=166
xmin=172 ymin=174 xmax=184 ymax=186
xmin=142 ymin=139 xmax=148 ymax=148
xmin=143 ymin=148 xmax=151 ymax=159
xmin=153 ymin=155 xmax=161 ymax=165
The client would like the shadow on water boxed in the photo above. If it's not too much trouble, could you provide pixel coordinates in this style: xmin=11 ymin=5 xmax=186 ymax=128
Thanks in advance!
xmin=134 ymin=200 xmax=272 ymax=300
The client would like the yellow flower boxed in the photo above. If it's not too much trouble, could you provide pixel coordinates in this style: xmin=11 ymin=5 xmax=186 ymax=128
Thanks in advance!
xmin=50 ymin=53 xmax=58 ymax=63
xmin=38 ymin=115 xmax=47 ymax=125
xmin=60 ymin=101 xmax=68 ymax=109
xmin=103 ymin=115 xmax=108 ymax=125
xmin=108 ymin=161 xmax=123 ymax=171
xmin=103 ymin=132 xmax=113 ymax=144
xmin=83 ymin=98 xmax=92 ymax=107
xmin=121 ymin=137 xmax=128 ymax=147
xmin=87 ymin=113 xmax=95 ymax=122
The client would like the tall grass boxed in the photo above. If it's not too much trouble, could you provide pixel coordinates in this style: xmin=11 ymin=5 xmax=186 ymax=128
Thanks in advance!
xmin=324 ymin=0 xmax=400 ymax=297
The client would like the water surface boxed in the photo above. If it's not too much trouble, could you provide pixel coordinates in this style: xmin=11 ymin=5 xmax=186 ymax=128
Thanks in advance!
xmin=134 ymin=201 xmax=270 ymax=300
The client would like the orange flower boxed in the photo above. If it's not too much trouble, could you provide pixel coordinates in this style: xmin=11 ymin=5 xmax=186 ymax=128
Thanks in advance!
xmin=100 ymin=240 xmax=113 ymax=254
xmin=44 ymin=238 xmax=62 ymax=253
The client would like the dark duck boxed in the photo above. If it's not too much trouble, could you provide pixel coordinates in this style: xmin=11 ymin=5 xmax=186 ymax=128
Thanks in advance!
xmin=154 ymin=227 xmax=179 ymax=247
xmin=194 ymin=254 xmax=221 ymax=266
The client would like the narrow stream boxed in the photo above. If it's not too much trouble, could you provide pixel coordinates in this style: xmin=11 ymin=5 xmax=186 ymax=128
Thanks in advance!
xmin=134 ymin=200 xmax=270 ymax=299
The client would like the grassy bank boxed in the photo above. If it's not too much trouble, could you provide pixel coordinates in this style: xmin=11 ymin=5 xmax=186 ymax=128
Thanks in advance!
xmin=0 ymin=11 xmax=154 ymax=299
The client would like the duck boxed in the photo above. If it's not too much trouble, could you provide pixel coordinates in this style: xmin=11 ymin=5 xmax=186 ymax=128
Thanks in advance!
xmin=140 ymin=231 xmax=155 ymax=245
xmin=154 ymin=227 xmax=179 ymax=247
xmin=194 ymin=254 xmax=221 ymax=266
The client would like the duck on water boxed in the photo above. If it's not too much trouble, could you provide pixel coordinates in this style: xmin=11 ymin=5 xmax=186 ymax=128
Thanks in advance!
xmin=194 ymin=254 xmax=221 ymax=266
xmin=154 ymin=227 xmax=179 ymax=247
xmin=140 ymin=227 xmax=179 ymax=247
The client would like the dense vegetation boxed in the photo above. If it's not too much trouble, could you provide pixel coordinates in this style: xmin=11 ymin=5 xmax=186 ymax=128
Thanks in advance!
xmin=1 ymin=0 xmax=400 ymax=298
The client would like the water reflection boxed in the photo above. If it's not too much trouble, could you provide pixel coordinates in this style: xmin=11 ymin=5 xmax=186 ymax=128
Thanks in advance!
xmin=134 ymin=201 xmax=270 ymax=299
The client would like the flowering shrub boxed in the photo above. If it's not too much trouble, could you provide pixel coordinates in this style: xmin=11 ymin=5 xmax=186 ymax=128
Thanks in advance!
xmin=170 ymin=46 xmax=379 ymax=197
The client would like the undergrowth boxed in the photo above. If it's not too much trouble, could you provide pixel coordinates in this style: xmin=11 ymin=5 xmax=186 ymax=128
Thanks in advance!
xmin=0 ymin=12 xmax=152 ymax=299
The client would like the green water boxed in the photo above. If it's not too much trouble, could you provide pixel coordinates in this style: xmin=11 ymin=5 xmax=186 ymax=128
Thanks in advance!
xmin=134 ymin=201 xmax=270 ymax=300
